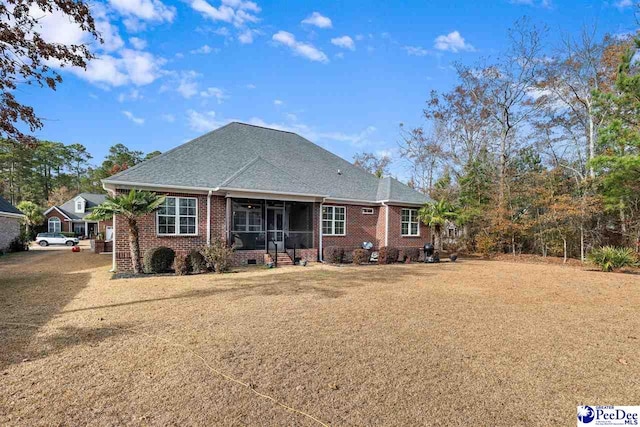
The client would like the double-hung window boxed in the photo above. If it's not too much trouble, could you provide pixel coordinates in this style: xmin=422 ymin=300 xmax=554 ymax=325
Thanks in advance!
xmin=401 ymin=208 xmax=419 ymax=236
xmin=322 ymin=206 xmax=346 ymax=235
xmin=157 ymin=197 xmax=197 ymax=235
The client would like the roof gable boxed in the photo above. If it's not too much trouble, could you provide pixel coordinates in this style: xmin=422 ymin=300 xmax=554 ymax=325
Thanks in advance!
xmin=0 ymin=195 xmax=23 ymax=216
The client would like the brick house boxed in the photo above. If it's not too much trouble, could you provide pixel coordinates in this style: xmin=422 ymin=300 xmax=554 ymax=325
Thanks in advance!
xmin=44 ymin=193 xmax=113 ymax=239
xmin=0 ymin=195 xmax=24 ymax=252
xmin=102 ymin=122 xmax=431 ymax=272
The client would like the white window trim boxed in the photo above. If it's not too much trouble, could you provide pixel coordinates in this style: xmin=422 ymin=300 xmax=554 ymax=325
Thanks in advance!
xmin=232 ymin=205 xmax=263 ymax=232
xmin=75 ymin=198 xmax=85 ymax=213
xmin=362 ymin=207 xmax=374 ymax=215
xmin=401 ymin=208 xmax=420 ymax=237
xmin=48 ymin=217 xmax=61 ymax=233
xmin=322 ymin=205 xmax=346 ymax=236
xmin=156 ymin=196 xmax=199 ymax=236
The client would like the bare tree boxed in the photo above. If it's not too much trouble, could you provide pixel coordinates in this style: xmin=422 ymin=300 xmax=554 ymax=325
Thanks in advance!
xmin=398 ymin=123 xmax=446 ymax=194
xmin=353 ymin=152 xmax=392 ymax=178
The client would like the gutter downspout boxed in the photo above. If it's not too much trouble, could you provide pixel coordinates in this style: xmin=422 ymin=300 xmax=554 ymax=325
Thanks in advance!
xmin=383 ymin=202 xmax=389 ymax=247
xmin=206 ymin=190 xmax=212 ymax=245
xmin=319 ymin=199 xmax=325 ymax=262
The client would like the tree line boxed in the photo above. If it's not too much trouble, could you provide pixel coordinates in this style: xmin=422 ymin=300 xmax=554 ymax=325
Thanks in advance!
xmin=357 ymin=18 xmax=639 ymax=262
xmin=0 ymin=140 xmax=160 ymax=207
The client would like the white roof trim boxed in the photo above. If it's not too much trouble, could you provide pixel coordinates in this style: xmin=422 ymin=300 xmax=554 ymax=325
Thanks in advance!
xmin=0 ymin=211 xmax=24 ymax=219
xmin=43 ymin=205 xmax=72 ymax=220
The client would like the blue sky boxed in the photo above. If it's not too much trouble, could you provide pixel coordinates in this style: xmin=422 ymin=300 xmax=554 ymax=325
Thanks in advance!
xmin=23 ymin=0 xmax=636 ymax=179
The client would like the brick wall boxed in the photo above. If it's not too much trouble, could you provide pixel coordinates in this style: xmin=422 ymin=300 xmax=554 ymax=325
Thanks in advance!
xmin=322 ymin=204 xmax=381 ymax=256
xmin=0 ymin=216 xmax=21 ymax=251
xmin=115 ymin=192 xmax=226 ymax=271
xmin=386 ymin=205 xmax=430 ymax=249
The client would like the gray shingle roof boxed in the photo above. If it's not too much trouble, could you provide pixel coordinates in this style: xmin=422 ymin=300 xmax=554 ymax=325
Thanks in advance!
xmin=0 ymin=195 xmax=23 ymax=216
xmin=57 ymin=193 xmax=106 ymax=220
xmin=104 ymin=122 xmax=429 ymax=205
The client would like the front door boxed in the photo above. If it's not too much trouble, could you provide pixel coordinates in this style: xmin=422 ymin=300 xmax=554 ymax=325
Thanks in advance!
xmin=266 ymin=206 xmax=285 ymax=251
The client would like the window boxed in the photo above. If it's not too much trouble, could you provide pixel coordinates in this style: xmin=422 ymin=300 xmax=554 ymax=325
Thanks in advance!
xmin=362 ymin=208 xmax=374 ymax=215
xmin=75 ymin=198 xmax=85 ymax=213
xmin=157 ymin=197 xmax=197 ymax=235
xmin=401 ymin=208 xmax=419 ymax=236
xmin=232 ymin=202 xmax=263 ymax=232
xmin=48 ymin=217 xmax=61 ymax=233
xmin=322 ymin=206 xmax=346 ymax=236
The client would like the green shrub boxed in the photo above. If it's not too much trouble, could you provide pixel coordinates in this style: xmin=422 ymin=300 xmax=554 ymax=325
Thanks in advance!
xmin=324 ymin=246 xmax=344 ymax=264
xmin=201 ymin=237 xmax=235 ymax=274
xmin=588 ymin=246 xmax=638 ymax=272
xmin=352 ymin=248 xmax=369 ymax=265
xmin=378 ymin=246 xmax=399 ymax=264
xmin=401 ymin=247 xmax=420 ymax=262
xmin=188 ymin=249 xmax=208 ymax=273
xmin=174 ymin=255 xmax=190 ymax=276
xmin=8 ymin=236 xmax=28 ymax=253
xmin=61 ymin=231 xmax=77 ymax=238
xmin=143 ymin=246 xmax=176 ymax=273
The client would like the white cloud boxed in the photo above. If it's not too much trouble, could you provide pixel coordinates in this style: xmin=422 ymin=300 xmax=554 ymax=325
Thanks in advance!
xmin=272 ymin=31 xmax=328 ymax=63
xmin=108 ymin=0 xmax=175 ymax=22
xmin=175 ymin=71 xmax=200 ymax=98
xmin=434 ymin=31 xmax=475 ymax=53
xmin=246 ymin=83 xmax=256 ymax=89
xmin=273 ymin=99 xmax=283 ymax=106
xmin=331 ymin=36 xmax=355 ymax=50
xmin=187 ymin=110 xmax=226 ymax=132
xmin=118 ymin=89 xmax=142 ymax=102
xmin=301 ymin=12 xmax=332 ymax=28
xmin=190 ymin=44 xmax=218 ymax=54
xmin=403 ymin=46 xmax=430 ymax=56
xmin=122 ymin=110 xmax=145 ymax=124
xmin=614 ymin=0 xmax=633 ymax=9
xmin=161 ymin=113 xmax=175 ymax=122
xmin=509 ymin=0 xmax=552 ymax=8
xmin=238 ymin=29 xmax=256 ymax=44
xmin=200 ymin=87 xmax=228 ymax=103
xmin=188 ymin=0 xmax=260 ymax=27
xmin=129 ymin=37 xmax=147 ymax=50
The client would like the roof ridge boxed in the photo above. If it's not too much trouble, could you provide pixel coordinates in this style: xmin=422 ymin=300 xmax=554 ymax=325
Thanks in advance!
xmin=231 ymin=121 xmax=296 ymax=135
xmin=219 ymin=156 xmax=262 ymax=187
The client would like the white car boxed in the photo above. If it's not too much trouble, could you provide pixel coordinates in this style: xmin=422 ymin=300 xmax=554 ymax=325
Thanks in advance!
xmin=36 ymin=233 xmax=79 ymax=247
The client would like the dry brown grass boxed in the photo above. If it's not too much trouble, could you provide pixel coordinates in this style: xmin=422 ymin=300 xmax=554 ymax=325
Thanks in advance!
xmin=1 ymin=250 xmax=639 ymax=426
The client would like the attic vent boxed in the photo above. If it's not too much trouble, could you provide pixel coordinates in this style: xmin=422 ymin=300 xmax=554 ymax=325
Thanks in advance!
xmin=362 ymin=208 xmax=374 ymax=215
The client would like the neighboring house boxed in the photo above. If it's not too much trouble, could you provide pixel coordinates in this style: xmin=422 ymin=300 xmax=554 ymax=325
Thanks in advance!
xmin=0 ymin=195 xmax=24 ymax=252
xmin=44 ymin=193 xmax=113 ymax=239
xmin=102 ymin=122 xmax=431 ymax=272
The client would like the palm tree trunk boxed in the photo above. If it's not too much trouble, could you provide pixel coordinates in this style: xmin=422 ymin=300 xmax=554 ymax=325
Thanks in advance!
xmin=128 ymin=218 xmax=143 ymax=274
xmin=435 ymin=225 xmax=442 ymax=251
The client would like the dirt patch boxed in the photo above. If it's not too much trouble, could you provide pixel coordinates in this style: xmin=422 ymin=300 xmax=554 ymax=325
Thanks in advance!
xmin=1 ymin=251 xmax=639 ymax=425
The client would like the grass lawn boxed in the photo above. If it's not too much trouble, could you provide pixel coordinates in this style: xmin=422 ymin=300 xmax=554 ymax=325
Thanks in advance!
xmin=1 ymin=250 xmax=639 ymax=425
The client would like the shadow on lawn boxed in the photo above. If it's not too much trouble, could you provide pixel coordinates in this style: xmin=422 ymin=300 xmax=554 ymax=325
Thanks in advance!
xmin=60 ymin=266 xmax=429 ymax=315
xmin=0 ymin=251 xmax=110 ymax=369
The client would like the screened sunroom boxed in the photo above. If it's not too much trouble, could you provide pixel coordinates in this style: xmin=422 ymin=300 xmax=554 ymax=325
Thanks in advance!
xmin=229 ymin=198 xmax=314 ymax=251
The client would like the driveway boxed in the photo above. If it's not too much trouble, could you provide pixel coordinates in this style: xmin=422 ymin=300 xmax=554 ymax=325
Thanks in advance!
xmin=28 ymin=240 xmax=92 ymax=252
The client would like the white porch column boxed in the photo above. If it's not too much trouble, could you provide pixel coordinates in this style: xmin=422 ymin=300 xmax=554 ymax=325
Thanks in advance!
xmin=206 ymin=190 xmax=212 ymax=245
xmin=110 ymin=214 xmax=116 ymax=272
xmin=84 ymin=221 xmax=88 ymax=237
xmin=318 ymin=202 xmax=324 ymax=262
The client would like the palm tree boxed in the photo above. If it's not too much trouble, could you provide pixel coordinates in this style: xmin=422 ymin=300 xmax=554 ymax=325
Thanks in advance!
xmin=16 ymin=201 xmax=43 ymax=240
xmin=87 ymin=190 xmax=165 ymax=274
xmin=418 ymin=199 xmax=459 ymax=251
